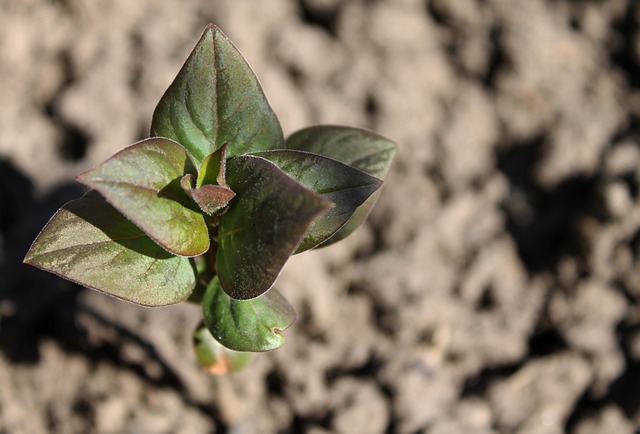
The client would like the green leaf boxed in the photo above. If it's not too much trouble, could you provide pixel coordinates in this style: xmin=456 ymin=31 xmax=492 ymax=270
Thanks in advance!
xmin=24 ymin=192 xmax=196 ymax=307
xmin=196 ymin=142 xmax=229 ymax=188
xmin=285 ymin=126 xmax=397 ymax=178
xmin=151 ymin=24 xmax=284 ymax=164
xmin=217 ymin=155 xmax=332 ymax=299
xmin=180 ymin=174 xmax=235 ymax=216
xmin=76 ymin=137 xmax=209 ymax=257
xmin=193 ymin=322 xmax=253 ymax=373
xmin=202 ymin=276 xmax=296 ymax=352
xmin=285 ymin=126 xmax=397 ymax=247
xmin=251 ymin=150 xmax=382 ymax=252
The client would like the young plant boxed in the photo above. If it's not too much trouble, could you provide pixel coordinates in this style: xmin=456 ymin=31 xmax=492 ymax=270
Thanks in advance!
xmin=24 ymin=24 xmax=396 ymax=373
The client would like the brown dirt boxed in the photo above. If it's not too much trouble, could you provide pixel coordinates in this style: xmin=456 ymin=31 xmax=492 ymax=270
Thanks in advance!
xmin=1 ymin=0 xmax=640 ymax=433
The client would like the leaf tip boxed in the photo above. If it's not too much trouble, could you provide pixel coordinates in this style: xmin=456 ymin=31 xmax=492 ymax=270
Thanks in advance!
xmin=75 ymin=171 xmax=89 ymax=185
xmin=316 ymin=196 xmax=336 ymax=216
xmin=202 ymin=24 xmax=229 ymax=43
xmin=204 ymin=23 xmax=219 ymax=33
xmin=22 ymin=247 xmax=37 ymax=265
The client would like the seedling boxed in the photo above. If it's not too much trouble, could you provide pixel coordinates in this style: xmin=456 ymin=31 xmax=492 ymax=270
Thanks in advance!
xmin=24 ymin=25 xmax=396 ymax=373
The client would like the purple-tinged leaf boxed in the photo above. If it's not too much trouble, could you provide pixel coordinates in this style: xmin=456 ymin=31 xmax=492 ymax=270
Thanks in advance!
xmin=217 ymin=155 xmax=332 ymax=299
xmin=24 ymin=192 xmax=196 ymax=307
xmin=151 ymin=25 xmax=283 ymax=163
xmin=285 ymin=126 xmax=397 ymax=247
xmin=285 ymin=126 xmax=396 ymax=178
xmin=76 ymin=137 xmax=209 ymax=257
xmin=202 ymin=277 xmax=296 ymax=352
xmin=180 ymin=174 xmax=235 ymax=216
xmin=251 ymin=150 xmax=382 ymax=252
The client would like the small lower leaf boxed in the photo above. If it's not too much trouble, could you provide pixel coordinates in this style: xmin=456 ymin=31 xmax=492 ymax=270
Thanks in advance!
xmin=193 ymin=322 xmax=253 ymax=373
xmin=24 ymin=191 xmax=196 ymax=306
xmin=202 ymin=277 xmax=296 ymax=352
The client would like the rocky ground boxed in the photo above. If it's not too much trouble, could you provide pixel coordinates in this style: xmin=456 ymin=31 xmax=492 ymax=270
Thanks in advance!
xmin=1 ymin=0 xmax=640 ymax=433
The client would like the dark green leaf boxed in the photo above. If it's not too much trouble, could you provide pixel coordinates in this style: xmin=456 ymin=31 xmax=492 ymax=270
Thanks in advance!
xmin=76 ymin=137 xmax=209 ymax=257
xmin=285 ymin=125 xmax=396 ymax=178
xmin=193 ymin=322 xmax=253 ymax=373
xmin=202 ymin=276 xmax=296 ymax=352
xmin=151 ymin=24 xmax=284 ymax=163
xmin=285 ymin=126 xmax=397 ymax=247
xmin=24 ymin=192 xmax=196 ymax=306
xmin=251 ymin=150 xmax=382 ymax=252
xmin=217 ymin=155 xmax=332 ymax=299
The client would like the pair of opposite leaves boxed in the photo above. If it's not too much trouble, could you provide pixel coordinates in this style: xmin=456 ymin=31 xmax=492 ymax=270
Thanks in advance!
xmin=25 ymin=25 xmax=396 ymax=312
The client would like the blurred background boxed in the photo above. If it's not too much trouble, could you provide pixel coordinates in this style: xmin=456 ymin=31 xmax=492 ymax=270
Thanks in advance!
xmin=1 ymin=0 xmax=640 ymax=433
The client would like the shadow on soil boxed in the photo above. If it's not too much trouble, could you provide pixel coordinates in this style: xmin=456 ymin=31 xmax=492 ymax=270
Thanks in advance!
xmin=0 ymin=159 xmax=186 ymax=392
